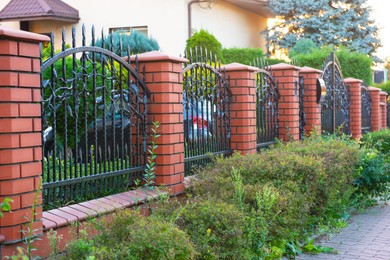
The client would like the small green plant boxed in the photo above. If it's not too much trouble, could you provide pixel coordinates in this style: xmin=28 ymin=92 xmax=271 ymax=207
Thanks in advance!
xmin=22 ymin=180 xmax=43 ymax=259
xmin=231 ymin=167 xmax=245 ymax=211
xmin=47 ymin=229 xmax=63 ymax=259
xmin=0 ymin=198 xmax=12 ymax=218
xmin=302 ymin=238 xmax=334 ymax=254
xmin=143 ymin=121 xmax=160 ymax=189
xmin=7 ymin=180 xmax=43 ymax=260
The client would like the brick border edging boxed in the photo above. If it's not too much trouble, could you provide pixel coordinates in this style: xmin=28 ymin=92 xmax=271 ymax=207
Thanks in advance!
xmin=1 ymin=188 xmax=166 ymax=257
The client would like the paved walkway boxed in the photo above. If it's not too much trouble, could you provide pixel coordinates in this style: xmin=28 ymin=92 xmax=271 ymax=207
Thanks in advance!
xmin=297 ymin=202 xmax=390 ymax=260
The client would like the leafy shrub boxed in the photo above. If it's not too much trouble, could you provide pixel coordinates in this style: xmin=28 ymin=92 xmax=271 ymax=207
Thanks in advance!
xmin=66 ymin=210 xmax=196 ymax=260
xmin=95 ymin=30 xmax=159 ymax=56
xmin=361 ymin=129 xmax=390 ymax=155
xmin=294 ymin=47 xmax=373 ymax=84
xmin=336 ymin=48 xmax=373 ymax=85
xmin=173 ymin=199 xmax=252 ymax=259
xmin=185 ymin=29 xmax=222 ymax=59
xmin=187 ymin=135 xmax=361 ymax=257
xmin=374 ymin=81 xmax=390 ymax=95
xmin=354 ymin=147 xmax=390 ymax=200
xmin=221 ymin=47 xmax=264 ymax=65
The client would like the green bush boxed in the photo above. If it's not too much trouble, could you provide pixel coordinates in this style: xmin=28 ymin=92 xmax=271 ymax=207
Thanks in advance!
xmin=66 ymin=210 xmax=196 ymax=260
xmin=354 ymin=147 xmax=390 ymax=200
xmin=221 ymin=47 xmax=264 ymax=65
xmin=374 ymin=81 xmax=390 ymax=95
xmin=294 ymin=47 xmax=373 ymax=84
xmin=361 ymin=129 xmax=390 ymax=155
xmin=186 ymin=135 xmax=361 ymax=257
xmin=336 ymin=48 xmax=373 ymax=85
xmin=174 ymin=199 xmax=252 ymax=259
xmin=185 ymin=29 xmax=222 ymax=59
xmin=95 ymin=30 xmax=159 ymax=56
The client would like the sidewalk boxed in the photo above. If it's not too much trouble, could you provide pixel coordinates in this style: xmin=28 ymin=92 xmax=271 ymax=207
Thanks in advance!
xmin=298 ymin=202 xmax=390 ymax=260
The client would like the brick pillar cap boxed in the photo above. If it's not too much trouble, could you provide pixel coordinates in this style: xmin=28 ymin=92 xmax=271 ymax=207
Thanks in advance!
xmin=128 ymin=51 xmax=188 ymax=63
xmin=344 ymin=77 xmax=363 ymax=83
xmin=222 ymin=62 xmax=259 ymax=72
xmin=268 ymin=62 xmax=301 ymax=71
xmin=380 ymin=91 xmax=388 ymax=96
xmin=0 ymin=26 xmax=49 ymax=42
xmin=368 ymin=86 xmax=381 ymax=92
xmin=300 ymin=66 xmax=323 ymax=73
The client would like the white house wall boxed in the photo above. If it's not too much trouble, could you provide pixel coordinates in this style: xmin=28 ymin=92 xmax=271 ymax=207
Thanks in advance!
xmin=192 ymin=1 xmax=267 ymax=51
xmin=0 ymin=0 xmax=268 ymax=56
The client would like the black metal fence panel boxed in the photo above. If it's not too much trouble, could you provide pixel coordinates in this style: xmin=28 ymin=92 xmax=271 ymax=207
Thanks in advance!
xmin=253 ymin=60 xmax=279 ymax=149
xmin=387 ymin=101 xmax=390 ymax=128
xmin=298 ymin=75 xmax=306 ymax=139
xmin=41 ymin=26 xmax=149 ymax=209
xmin=182 ymin=48 xmax=231 ymax=176
xmin=321 ymin=52 xmax=350 ymax=135
xmin=361 ymin=86 xmax=372 ymax=134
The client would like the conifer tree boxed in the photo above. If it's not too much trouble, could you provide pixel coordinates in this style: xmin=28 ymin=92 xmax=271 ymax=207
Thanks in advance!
xmin=267 ymin=0 xmax=381 ymax=56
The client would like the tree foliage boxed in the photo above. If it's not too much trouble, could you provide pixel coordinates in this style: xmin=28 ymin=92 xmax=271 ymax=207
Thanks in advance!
xmin=268 ymin=0 xmax=381 ymax=56
xmin=95 ymin=30 xmax=159 ymax=56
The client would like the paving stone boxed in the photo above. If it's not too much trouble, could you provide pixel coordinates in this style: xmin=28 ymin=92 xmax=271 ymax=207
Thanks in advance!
xmin=298 ymin=201 xmax=390 ymax=260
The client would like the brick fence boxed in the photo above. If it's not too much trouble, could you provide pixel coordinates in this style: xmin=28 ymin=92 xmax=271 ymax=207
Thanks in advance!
xmin=0 ymin=27 xmax=388 ymax=257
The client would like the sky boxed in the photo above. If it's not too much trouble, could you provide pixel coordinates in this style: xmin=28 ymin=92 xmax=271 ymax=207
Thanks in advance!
xmin=368 ymin=0 xmax=390 ymax=61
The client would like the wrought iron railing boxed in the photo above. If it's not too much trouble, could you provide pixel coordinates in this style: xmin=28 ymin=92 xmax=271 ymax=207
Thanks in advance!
xmin=253 ymin=59 xmax=279 ymax=149
xmin=182 ymin=48 xmax=231 ymax=176
xmin=321 ymin=52 xmax=350 ymax=135
xmin=361 ymin=86 xmax=372 ymax=134
xmin=41 ymin=26 xmax=149 ymax=209
xmin=297 ymin=75 xmax=306 ymax=139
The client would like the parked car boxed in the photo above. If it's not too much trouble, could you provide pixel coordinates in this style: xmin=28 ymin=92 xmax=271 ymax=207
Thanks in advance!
xmin=43 ymin=92 xmax=134 ymax=162
xmin=183 ymin=95 xmax=215 ymax=141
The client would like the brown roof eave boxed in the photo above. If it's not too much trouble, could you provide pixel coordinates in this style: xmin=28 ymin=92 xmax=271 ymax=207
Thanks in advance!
xmin=0 ymin=15 xmax=79 ymax=23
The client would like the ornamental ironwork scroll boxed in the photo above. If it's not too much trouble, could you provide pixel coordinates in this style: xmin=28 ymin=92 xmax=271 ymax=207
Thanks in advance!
xmin=41 ymin=25 xmax=149 ymax=209
xmin=253 ymin=59 xmax=279 ymax=149
xmin=297 ymin=75 xmax=306 ymax=139
xmin=361 ymin=85 xmax=372 ymax=134
xmin=182 ymin=47 xmax=231 ymax=176
xmin=320 ymin=52 xmax=350 ymax=134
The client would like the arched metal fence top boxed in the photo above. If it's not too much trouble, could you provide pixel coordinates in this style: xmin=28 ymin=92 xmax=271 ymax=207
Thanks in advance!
xmin=41 ymin=25 xmax=150 ymax=97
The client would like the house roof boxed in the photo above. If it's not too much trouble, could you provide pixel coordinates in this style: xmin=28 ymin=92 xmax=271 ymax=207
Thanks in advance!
xmin=0 ymin=0 xmax=79 ymax=22
xmin=224 ymin=0 xmax=273 ymax=17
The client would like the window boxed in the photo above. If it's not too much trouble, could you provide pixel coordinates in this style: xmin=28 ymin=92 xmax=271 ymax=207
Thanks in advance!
xmin=109 ymin=26 xmax=148 ymax=36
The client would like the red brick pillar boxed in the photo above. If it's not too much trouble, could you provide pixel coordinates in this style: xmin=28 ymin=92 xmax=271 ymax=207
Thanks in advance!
xmin=268 ymin=63 xmax=301 ymax=141
xmin=368 ymin=87 xmax=381 ymax=132
xmin=134 ymin=51 xmax=186 ymax=195
xmin=344 ymin=78 xmax=362 ymax=138
xmin=300 ymin=67 xmax=322 ymax=136
xmin=223 ymin=63 xmax=257 ymax=154
xmin=380 ymin=91 xmax=388 ymax=129
xmin=0 ymin=27 xmax=49 ymax=243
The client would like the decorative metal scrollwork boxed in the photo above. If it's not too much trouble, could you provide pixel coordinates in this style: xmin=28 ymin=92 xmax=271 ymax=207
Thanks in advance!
xmin=361 ymin=86 xmax=372 ymax=134
xmin=321 ymin=52 xmax=350 ymax=134
xmin=253 ymin=62 xmax=279 ymax=149
xmin=41 ymin=25 xmax=149 ymax=208
xmin=182 ymin=47 xmax=231 ymax=176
